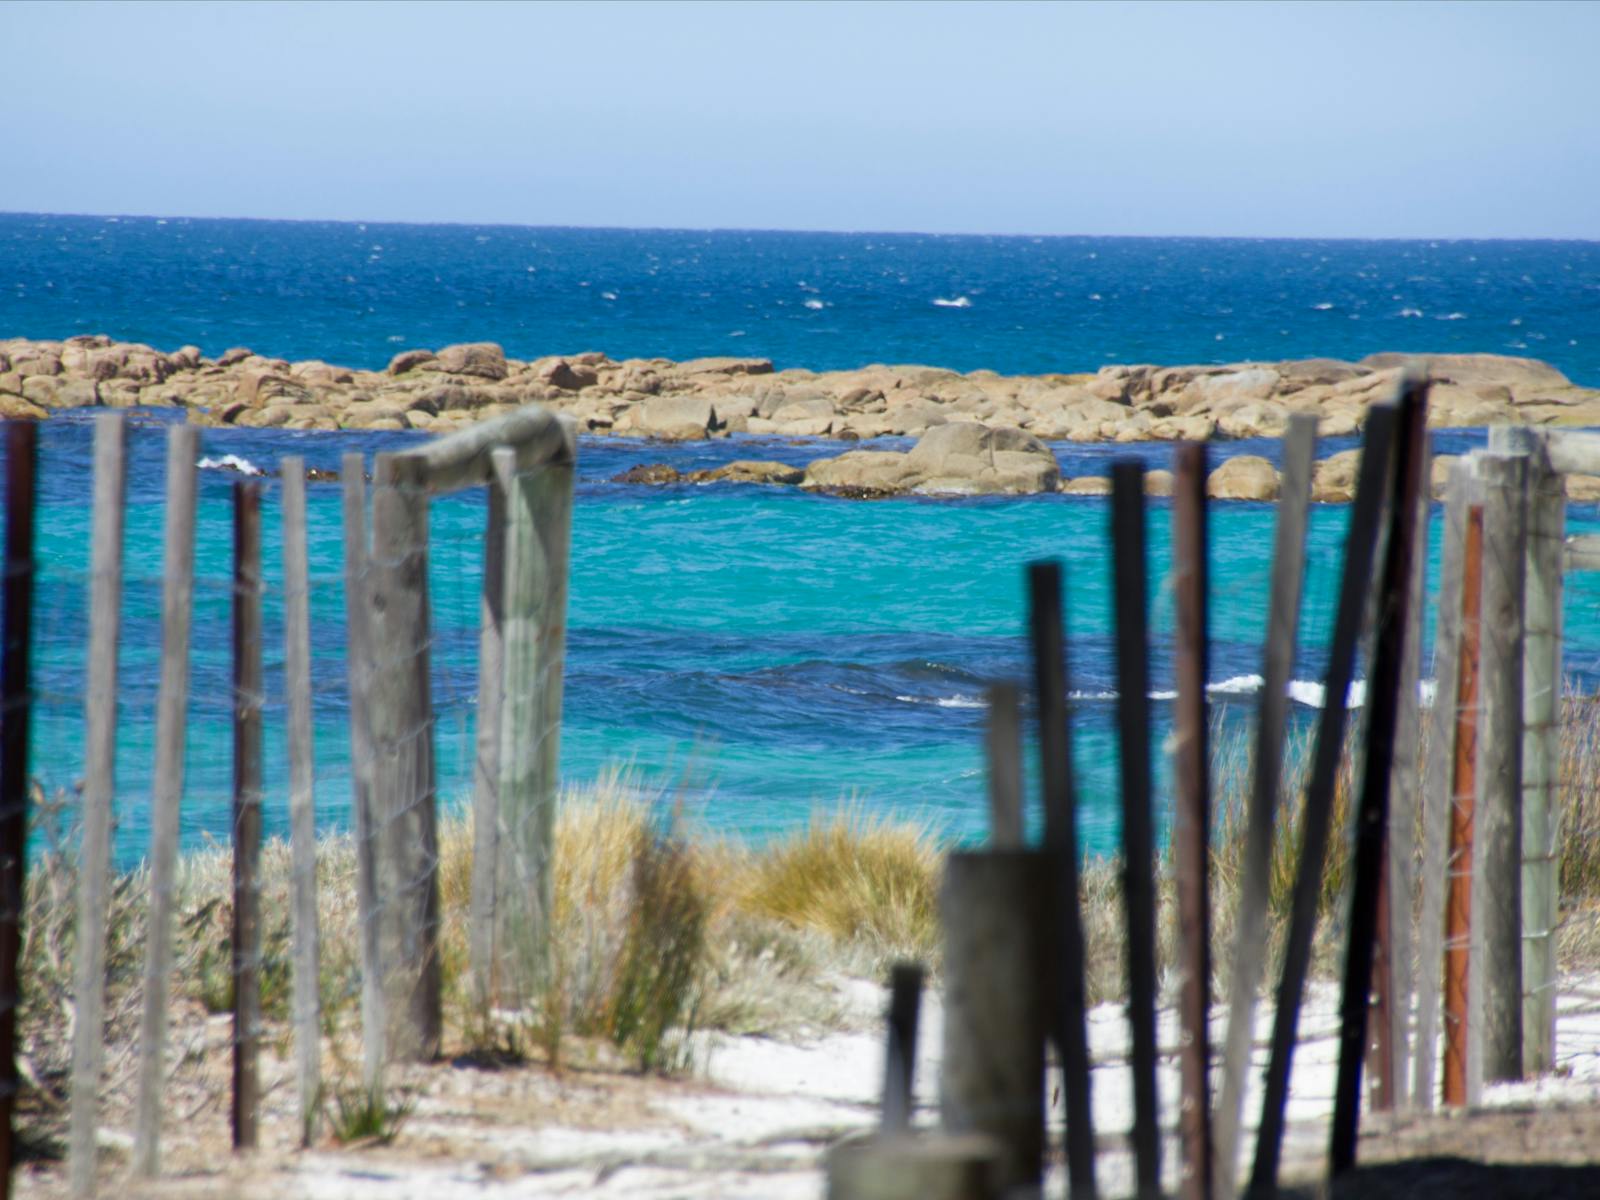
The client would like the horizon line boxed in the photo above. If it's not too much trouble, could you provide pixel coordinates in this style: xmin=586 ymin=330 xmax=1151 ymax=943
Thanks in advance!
xmin=3 ymin=208 xmax=1596 ymax=246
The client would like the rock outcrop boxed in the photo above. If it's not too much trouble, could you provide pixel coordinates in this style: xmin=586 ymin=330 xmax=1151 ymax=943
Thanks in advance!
xmin=3 ymin=337 xmax=1596 ymax=454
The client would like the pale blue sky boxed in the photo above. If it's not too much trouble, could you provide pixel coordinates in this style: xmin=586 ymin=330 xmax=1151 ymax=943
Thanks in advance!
xmin=5 ymin=0 xmax=1597 ymax=238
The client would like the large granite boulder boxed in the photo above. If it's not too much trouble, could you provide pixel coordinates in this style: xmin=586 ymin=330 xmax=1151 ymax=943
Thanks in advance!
xmin=1207 ymin=455 xmax=1279 ymax=500
xmin=905 ymin=421 xmax=1060 ymax=494
xmin=435 ymin=342 xmax=508 ymax=381
xmin=802 ymin=450 xmax=922 ymax=495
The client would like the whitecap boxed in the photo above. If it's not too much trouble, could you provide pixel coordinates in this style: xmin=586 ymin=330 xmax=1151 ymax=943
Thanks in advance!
xmin=1208 ymin=674 xmax=1264 ymax=695
xmin=198 ymin=454 xmax=264 ymax=477
xmin=1313 ymin=302 xmax=1335 ymax=311
xmin=1439 ymin=312 xmax=1467 ymax=320
xmin=1088 ymin=293 xmax=1102 ymax=301
xmin=1399 ymin=307 xmax=1423 ymax=318
xmin=894 ymin=694 xmax=986 ymax=709
xmin=803 ymin=298 xmax=825 ymax=310
xmin=1288 ymin=679 xmax=1368 ymax=709
xmin=602 ymin=291 xmax=618 ymax=301
xmin=933 ymin=296 xmax=972 ymax=308
xmin=386 ymin=334 xmax=404 ymax=342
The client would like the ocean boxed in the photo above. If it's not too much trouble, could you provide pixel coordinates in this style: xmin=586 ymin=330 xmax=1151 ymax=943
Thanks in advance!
xmin=4 ymin=213 xmax=1600 ymax=863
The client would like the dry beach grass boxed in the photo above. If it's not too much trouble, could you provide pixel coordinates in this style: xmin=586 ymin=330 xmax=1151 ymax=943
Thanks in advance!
xmin=13 ymin=692 xmax=1600 ymax=1187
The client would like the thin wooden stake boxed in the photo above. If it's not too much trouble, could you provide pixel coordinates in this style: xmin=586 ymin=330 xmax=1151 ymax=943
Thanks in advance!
xmin=985 ymin=683 xmax=1024 ymax=849
xmin=340 ymin=453 xmax=385 ymax=1090
xmin=133 ymin=423 xmax=199 ymax=1177
xmin=1172 ymin=442 xmax=1213 ymax=1200
xmin=281 ymin=457 xmax=322 ymax=1143
xmin=1413 ymin=460 xmax=1478 ymax=1111
xmin=1249 ymin=402 xmax=1399 ymax=1198
xmin=232 ymin=480 xmax=264 ymax=1150
xmin=1329 ymin=375 xmax=1430 ymax=1176
xmin=882 ymin=961 xmax=925 ymax=1134
xmin=469 ymin=470 xmax=507 ymax=1006
xmin=1110 ymin=460 xmax=1160 ymax=1200
xmin=0 ymin=421 xmax=38 ymax=1200
xmin=1215 ymin=413 xmax=1316 ymax=1195
xmin=1475 ymin=452 xmax=1527 ymax=1084
xmin=68 ymin=413 xmax=127 ymax=1198
xmin=1443 ymin=506 xmax=1484 ymax=1108
xmin=1027 ymin=561 xmax=1097 ymax=1200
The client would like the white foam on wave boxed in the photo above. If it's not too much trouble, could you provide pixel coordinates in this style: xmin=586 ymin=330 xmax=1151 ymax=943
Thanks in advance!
xmin=1399 ymin=307 xmax=1424 ymax=318
xmin=1209 ymin=673 xmax=1265 ymax=695
xmin=933 ymin=296 xmax=972 ymax=308
xmin=895 ymin=694 xmax=986 ymax=709
xmin=803 ymin=298 xmax=825 ymax=310
xmin=198 ymin=454 xmax=264 ymax=477
xmin=1439 ymin=311 xmax=1467 ymax=320
xmin=1313 ymin=302 xmax=1335 ymax=311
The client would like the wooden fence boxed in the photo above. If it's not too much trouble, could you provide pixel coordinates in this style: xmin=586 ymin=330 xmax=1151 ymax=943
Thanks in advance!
xmin=0 ymin=374 xmax=1589 ymax=1197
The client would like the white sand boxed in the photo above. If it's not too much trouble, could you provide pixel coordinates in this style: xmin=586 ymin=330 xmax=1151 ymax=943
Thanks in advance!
xmin=285 ymin=972 xmax=1600 ymax=1199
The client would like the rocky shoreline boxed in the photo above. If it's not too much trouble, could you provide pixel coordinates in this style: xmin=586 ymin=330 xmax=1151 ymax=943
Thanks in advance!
xmin=4 ymin=335 xmax=1599 ymax=499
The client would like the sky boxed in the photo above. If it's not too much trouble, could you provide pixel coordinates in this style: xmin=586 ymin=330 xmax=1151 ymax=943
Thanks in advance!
xmin=4 ymin=0 xmax=1598 ymax=239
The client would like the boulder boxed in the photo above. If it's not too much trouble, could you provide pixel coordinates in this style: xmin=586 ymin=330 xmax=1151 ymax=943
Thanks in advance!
xmin=802 ymin=450 xmax=921 ymax=494
xmin=675 ymin=357 xmax=774 ymax=377
xmin=1060 ymin=476 xmax=1112 ymax=496
xmin=434 ymin=342 xmax=508 ymax=381
xmin=690 ymin=460 xmax=804 ymax=486
xmin=1145 ymin=469 xmax=1175 ymax=497
xmin=388 ymin=349 xmax=437 ymax=375
xmin=904 ymin=422 xmax=1061 ymax=495
xmin=612 ymin=464 xmax=683 ymax=484
xmin=1312 ymin=450 xmax=1361 ymax=503
xmin=637 ymin=395 xmax=720 ymax=440
xmin=1207 ymin=455 xmax=1279 ymax=501
xmin=1215 ymin=400 xmax=1290 ymax=440
xmin=0 ymin=395 xmax=47 ymax=420
xmin=217 ymin=347 xmax=254 ymax=367
xmin=538 ymin=358 xmax=599 ymax=391
xmin=1567 ymin=474 xmax=1600 ymax=503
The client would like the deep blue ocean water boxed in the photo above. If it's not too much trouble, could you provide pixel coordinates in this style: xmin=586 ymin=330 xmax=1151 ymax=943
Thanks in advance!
xmin=4 ymin=213 xmax=1600 ymax=864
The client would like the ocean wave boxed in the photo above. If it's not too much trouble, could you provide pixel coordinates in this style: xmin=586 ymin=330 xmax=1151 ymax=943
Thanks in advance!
xmin=1439 ymin=311 xmax=1467 ymax=320
xmin=803 ymin=298 xmax=825 ymax=310
xmin=1313 ymin=302 xmax=1335 ymax=311
xmin=1398 ymin=307 xmax=1424 ymax=318
xmin=198 ymin=454 xmax=264 ymax=476
xmin=933 ymin=296 xmax=972 ymax=308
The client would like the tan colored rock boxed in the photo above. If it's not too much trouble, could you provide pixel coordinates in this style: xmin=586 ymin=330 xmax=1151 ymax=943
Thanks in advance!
xmin=1566 ymin=474 xmax=1600 ymax=503
xmin=388 ymin=349 xmax=436 ymax=375
xmin=1312 ymin=449 xmax=1361 ymax=502
xmin=802 ymin=450 xmax=920 ymax=494
xmin=1216 ymin=400 xmax=1290 ymax=439
xmin=675 ymin=357 xmax=774 ymax=377
xmin=538 ymin=358 xmax=599 ymax=391
xmin=635 ymin=395 xmax=720 ymax=440
xmin=0 ymin=395 xmax=47 ymax=420
xmin=692 ymin=460 xmax=804 ymax=485
xmin=435 ymin=342 xmax=508 ymax=381
xmin=217 ymin=347 xmax=253 ymax=367
xmin=1431 ymin=454 xmax=1458 ymax=500
xmin=1145 ymin=469 xmax=1174 ymax=497
xmin=904 ymin=422 xmax=1060 ymax=495
xmin=1061 ymin=476 xmax=1113 ymax=495
xmin=1207 ymin=455 xmax=1279 ymax=500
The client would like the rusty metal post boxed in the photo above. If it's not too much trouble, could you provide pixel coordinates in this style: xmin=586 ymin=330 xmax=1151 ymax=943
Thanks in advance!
xmin=1172 ymin=442 xmax=1212 ymax=1200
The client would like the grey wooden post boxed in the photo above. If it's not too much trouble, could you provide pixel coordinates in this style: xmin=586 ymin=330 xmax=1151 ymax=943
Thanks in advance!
xmin=940 ymin=850 xmax=1048 ymax=1197
xmin=133 ymin=423 xmax=198 ymax=1177
xmin=983 ymin=684 xmax=1023 ymax=850
xmin=1475 ymin=452 xmax=1526 ymax=1083
xmin=469 ymin=473 xmax=507 ymax=1007
xmin=1215 ymin=413 xmax=1315 ymax=1193
xmin=827 ymin=1133 xmax=1003 ymax=1200
xmin=365 ymin=452 xmax=441 ymax=1061
xmin=68 ymin=413 xmax=127 ymax=1198
xmin=340 ymin=453 xmax=386 ymax=1089
xmin=1489 ymin=426 xmax=1563 ymax=1075
xmin=487 ymin=443 xmax=576 ymax=1002
xmin=1384 ymin=435 xmax=1431 ymax=1109
xmin=281 ymin=457 xmax=322 ymax=1142
xmin=1413 ymin=458 xmax=1479 ymax=1110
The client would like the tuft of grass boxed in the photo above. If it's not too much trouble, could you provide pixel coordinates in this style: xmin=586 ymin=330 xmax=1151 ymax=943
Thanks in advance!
xmin=1558 ymin=692 xmax=1600 ymax=902
xmin=325 ymin=1084 xmax=414 ymax=1146
xmin=735 ymin=810 xmax=942 ymax=968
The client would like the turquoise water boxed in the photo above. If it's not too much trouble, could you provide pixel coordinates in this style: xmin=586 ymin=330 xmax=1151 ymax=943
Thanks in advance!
xmin=6 ymin=214 xmax=1600 ymax=863
xmin=17 ymin=414 xmax=1600 ymax=866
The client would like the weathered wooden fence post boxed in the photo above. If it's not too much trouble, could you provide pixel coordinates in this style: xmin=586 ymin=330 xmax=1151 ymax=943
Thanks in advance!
xmin=1172 ymin=442 xmax=1213 ymax=1200
xmin=1489 ymin=425 xmax=1563 ymax=1076
xmin=232 ymin=480 xmax=265 ymax=1149
xmin=1414 ymin=458 xmax=1479 ymax=1110
xmin=68 ymin=412 xmax=127 ymax=1198
xmin=340 ymin=452 xmax=386 ymax=1090
xmin=1475 ymin=452 xmax=1527 ymax=1084
xmin=469 ymin=470 xmax=507 ymax=1007
xmin=0 ymin=421 xmax=38 ymax=1200
xmin=485 ymin=442 xmax=575 ymax=1004
xmin=1110 ymin=460 xmax=1161 ymax=1200
xmin=1443 ymin=504 xmax=1484 ymax=1107
xmin=281 ymin=456 xmax=322 ymax=1143
xmin=365 ymin=452 xmax=441 ymax=1061
xmin=1250 ymin=401 xmax=1398 ymax=1197
xmin=1329 ymin=375 xmax=1428 ymax=1176
xmin=941 ymin=850 xmax=1048 ymax=1196
xmin=133 ymin=423 xmax=199 ymax=1176
xmin=1027 ymin=560 xmax=1098 ymax=1200
xmin=1216 ymin=413 xmax=1315 ymax=1194
xmin=882 ymin=962 xmax=924 ymax=1134
xmin=984 ymin=683 xmax=1023 ymax=850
